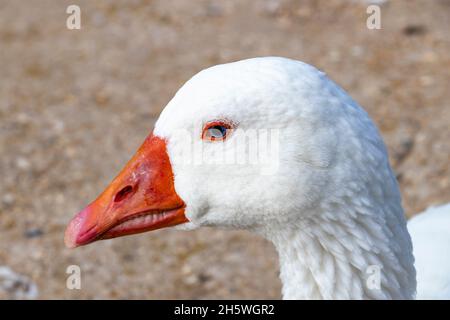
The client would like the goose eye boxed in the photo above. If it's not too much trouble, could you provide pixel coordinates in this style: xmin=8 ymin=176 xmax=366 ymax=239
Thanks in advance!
xmin=202 ymin=121 xmax=233 ymax=141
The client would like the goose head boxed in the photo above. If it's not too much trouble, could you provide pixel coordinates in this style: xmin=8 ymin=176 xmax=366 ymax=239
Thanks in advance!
xmin=65 ymin=57 xmax=416 ymax=299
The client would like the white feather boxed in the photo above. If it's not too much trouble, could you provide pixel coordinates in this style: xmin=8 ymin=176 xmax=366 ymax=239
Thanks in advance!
xmin=408 ymin=203 xmax=450 ymax=299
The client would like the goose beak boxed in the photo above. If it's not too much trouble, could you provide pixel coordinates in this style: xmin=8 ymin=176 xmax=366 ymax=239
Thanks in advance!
xmin=64 ymin=134 xmax=187 ymax=248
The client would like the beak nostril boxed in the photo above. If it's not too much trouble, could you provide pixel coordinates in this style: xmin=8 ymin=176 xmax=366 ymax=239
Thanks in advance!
xmin=114 ymin=185 xmax=134 ymax=203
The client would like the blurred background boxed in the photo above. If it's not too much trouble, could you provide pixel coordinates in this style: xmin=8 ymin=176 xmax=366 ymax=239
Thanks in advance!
xmin=0 ymin=0 xmax=449 ymax=299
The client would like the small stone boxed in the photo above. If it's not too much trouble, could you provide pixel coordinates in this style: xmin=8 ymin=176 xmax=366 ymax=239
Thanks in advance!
xmin=0 ymin=266 xmax=39 ymax=299
xmin=402 ymin=25 xmax=427 ymax=36
xmin=2 ymin=193 xmax=15 ymax=207
xmin=16 ymin=157 xmax=31 ymax=171
xmin=198 ymin=272 xmax=211 ymax=284
xmin=24 ymin=228 xmax=44 ymax=239
xmin=393 ymin=138 xmax=414 ymax=164
xmin=184 ymin=274 xmax=198 ymax=285
xmin=264 ymin=0 xmax=281 ymax=16
xmin=181 ymin=264 xmax=192 ymax=275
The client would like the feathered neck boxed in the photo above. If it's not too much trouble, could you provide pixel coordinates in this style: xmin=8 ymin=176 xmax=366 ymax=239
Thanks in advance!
xmin=263 ymin=185 xmax=416 ymax=300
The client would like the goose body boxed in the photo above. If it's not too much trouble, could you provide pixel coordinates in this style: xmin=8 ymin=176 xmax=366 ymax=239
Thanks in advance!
xmin=65 ymin=57 xmax=449 ymax=299
xmin=408 ymin=203 xmax=450 ymax=299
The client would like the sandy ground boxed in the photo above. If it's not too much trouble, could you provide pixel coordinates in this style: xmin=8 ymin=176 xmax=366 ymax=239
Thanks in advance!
xmin=0 ymin=0 xmax=449 ymax=299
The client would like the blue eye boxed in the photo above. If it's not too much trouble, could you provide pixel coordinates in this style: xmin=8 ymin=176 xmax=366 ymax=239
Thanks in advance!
xmin=208 ymin=126 xmax=227 ymax=139
xmin=202 ymin=121 xmax=233 ymax=141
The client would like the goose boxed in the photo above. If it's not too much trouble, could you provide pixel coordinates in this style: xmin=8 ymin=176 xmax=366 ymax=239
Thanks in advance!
xmin=65 ymin=57 xmax=450 ymax=299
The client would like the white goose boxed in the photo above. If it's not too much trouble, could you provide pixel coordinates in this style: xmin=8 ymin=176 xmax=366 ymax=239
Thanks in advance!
xmin=65 ymin=57 xmax=450 ymax=299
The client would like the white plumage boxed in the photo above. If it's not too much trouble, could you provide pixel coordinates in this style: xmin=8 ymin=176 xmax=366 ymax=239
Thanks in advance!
xmin=408 ymin=203 xmax=450 ymax=299
xmin=152 ymin=57 xmax=449 ymax=299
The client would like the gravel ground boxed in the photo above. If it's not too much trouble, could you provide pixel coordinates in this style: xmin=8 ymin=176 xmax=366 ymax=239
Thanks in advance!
xmin=0 ymin=0 xmax=449 ymax=299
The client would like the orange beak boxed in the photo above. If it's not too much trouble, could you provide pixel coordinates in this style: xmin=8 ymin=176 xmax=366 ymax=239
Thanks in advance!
xmin=64 ymin=134 xmax=188 ymax=248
